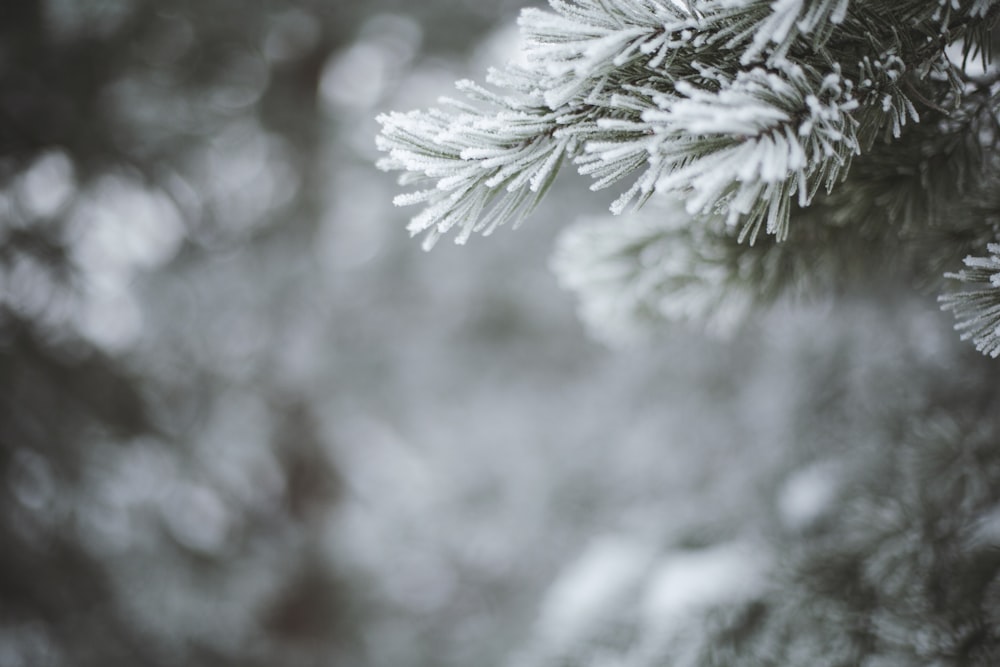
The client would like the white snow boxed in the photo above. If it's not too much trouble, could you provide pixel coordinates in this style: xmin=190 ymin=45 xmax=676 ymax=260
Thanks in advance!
xmin=642 ymin=542 xmax=768 ymax=624
xmin=778 ymin=462 xmax=842 ymax=529
xmin=537 ymin=536 xmax=653 ymax=647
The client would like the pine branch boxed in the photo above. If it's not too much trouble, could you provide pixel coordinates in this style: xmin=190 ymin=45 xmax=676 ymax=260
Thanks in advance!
xmin=376 ymin=81 xmax=575 ymax=249
xmin=940 ymin=242 xmax=1000 ymax=358
xmin=554 ymin=82 xmax=1000 ymax=345
xmin=378 ymin=0 xmax=976 ymax=247
xmin=378 ymin=1 xmax=1000 ymax=353
xmin=614 ymin=61 xmax=862 ymax=243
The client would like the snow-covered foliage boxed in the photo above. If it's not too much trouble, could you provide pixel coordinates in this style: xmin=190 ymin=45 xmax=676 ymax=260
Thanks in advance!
xmin=378 ymin=0 xmax=1000 ymax=357
xmin=376 ymin=0 xmax=977 ymax=245
xmin=941 ymin=242 xmax=1000 ymax=357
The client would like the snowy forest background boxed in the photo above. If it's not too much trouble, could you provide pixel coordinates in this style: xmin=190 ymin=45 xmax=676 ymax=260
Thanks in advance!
xmin=3 ymin=1 xmax=1000 ymax=666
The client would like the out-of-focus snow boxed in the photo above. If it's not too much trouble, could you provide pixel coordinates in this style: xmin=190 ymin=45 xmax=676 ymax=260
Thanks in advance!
xmin=642 ymin=542 xmax=768 ymax=623
xmin=536 ymin=537 xmax=653 ymax=647
xmin=778 ymin=462 xmax=841 ymax=530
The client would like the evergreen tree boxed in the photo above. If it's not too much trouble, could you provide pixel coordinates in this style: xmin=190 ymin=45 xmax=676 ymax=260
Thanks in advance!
xmin=377 ymin=1 xmax=1000 ymax=664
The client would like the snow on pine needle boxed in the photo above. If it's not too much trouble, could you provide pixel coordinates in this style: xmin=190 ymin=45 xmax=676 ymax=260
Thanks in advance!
xmin=376 ymin=80 xmax=574 ymax=249
xmin=516 ymin=0 xmax=695 ymax=109
xmin=940 ymin=242 xmax=1000 ymax=358
xmin=376 ymin=0 xmax=965 ymax=248
xmin=593 ymin=62 xmax=862 ymax=243
xmin=376 ymin=0 xmax=696 ymax=249
xmin=738 ymin=0 xmax=850 ymax=65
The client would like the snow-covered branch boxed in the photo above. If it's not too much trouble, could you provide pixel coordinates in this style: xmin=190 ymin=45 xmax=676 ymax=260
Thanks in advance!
xmin=941 ymin=242 xmax=1000 ymax=358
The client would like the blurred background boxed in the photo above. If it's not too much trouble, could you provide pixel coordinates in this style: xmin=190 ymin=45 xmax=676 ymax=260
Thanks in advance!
xmin=1 ymin=2 xmax=993 ymax=667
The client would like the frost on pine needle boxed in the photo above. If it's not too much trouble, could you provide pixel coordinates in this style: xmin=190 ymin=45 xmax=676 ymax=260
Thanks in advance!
xmin=740 ymin=0 xmax=850 ymax=65
xmin=376 ymin=0 xmax=1000 ymax=355
xmin=375 ymin=81 xmax=573 ymax=249
xmin=631 ymin=62 xmax=862 ymax=243
xmin=940 ymin=242 xmax=1000 ymax=358
xmin=376 ymin=0 xmax=970 ymax=246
